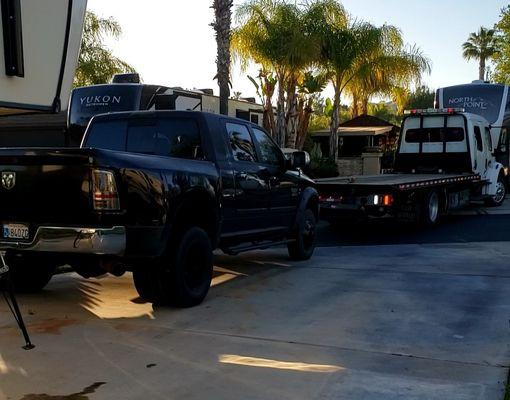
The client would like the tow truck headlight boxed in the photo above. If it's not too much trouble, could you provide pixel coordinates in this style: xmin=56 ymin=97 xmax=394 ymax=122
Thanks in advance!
xmin=92 ymin=169 xmax=120 ymax=211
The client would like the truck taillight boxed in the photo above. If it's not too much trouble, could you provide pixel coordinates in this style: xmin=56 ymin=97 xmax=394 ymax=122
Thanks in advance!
xmin=370 ymin=194 xmax=394 ymax=206
xmin=92 ymin=170 xmax=120 ymax=211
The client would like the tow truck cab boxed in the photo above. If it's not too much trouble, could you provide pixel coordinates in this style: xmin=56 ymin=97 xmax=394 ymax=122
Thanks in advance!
xmin=397 ymin=108 xmax=505 ymax=197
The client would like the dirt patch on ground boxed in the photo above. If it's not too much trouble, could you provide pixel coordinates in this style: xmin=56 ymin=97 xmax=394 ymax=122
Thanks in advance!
xmin=27 ymin=318 xmax=78 ymax=335
xmin=19 ymin=382 xmax=106 ymax=400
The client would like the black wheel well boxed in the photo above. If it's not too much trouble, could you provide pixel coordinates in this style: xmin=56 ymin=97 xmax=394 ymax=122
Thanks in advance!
xmin=172 ymin=192 xmax=220 ymax=247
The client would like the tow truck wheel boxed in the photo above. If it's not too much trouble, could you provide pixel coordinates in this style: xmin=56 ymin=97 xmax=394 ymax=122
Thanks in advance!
xmin=420 ymin=190 xmax=440 ymax=227
xmin=288 ymin=208 xmax=317 ymax=261
xmin=485 ymin=174 xmax=506 ymax=207
xmin=6 ymin=252 xmax=56 ymax=293
xmin=137 ymin=227 xmax=213 ymax=307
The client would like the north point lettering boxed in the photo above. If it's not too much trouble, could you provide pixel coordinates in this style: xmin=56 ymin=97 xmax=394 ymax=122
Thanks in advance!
xmin=80 ymin=96 xmax=122 ymax=107
xmin=448 ymin=97 xmax=487 ymax=110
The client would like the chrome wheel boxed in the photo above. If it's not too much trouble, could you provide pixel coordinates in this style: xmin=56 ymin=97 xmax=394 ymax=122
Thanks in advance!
xmin=493 ymin=181 xmax=506 ymax=205
xmin=428 ymin=191 xmax=439 ymax=223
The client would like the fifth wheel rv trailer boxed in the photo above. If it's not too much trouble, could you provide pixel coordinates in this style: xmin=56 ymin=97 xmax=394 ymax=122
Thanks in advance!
xmin=0 ymin=0 xmax=87 ymax=115
xmin=68 ymin=74 xmax=265 ymax=146
xmin=436 ymin=81 xmax=510 ymax=173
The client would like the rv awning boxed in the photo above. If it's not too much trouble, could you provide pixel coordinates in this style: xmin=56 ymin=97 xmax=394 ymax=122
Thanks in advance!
xmin=312 ymin=126 xmax=393 ymax=137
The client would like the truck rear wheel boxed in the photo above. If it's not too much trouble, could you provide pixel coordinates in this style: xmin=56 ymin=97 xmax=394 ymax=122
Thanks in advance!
xmin=133 ymin=227 xmax=213 ymax=307
xmin=420 ymin=190 xmax=440 ymax=227
xmin=485 ymin=174 xmax=506 ymax=207
xmin=287 ymin=208 xmax=317 ymax=261
xmin=6 ymin=252 xmax=56 ymax=293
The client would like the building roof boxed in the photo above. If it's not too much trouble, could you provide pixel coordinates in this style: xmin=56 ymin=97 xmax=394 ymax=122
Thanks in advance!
xmin=339 ymin=114 xmax=399 ymax=129
xmin=312 ymin=126 xmax=394 ymax=137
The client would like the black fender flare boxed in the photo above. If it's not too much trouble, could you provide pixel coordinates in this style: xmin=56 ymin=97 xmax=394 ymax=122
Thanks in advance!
xmin=293 ymin=186 xmax=319 ymax=229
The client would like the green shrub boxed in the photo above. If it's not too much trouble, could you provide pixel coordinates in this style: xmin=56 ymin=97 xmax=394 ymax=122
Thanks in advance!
xmin=309 ymin=157 xmax=339 ymax=178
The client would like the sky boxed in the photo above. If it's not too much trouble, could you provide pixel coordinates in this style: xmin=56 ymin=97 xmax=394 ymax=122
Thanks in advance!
xmin=88 ymin=0 xmax=509 ymax=102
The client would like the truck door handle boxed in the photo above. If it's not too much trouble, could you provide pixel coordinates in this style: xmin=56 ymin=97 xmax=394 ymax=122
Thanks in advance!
xmin=237 ymin=172 xmax=248 ymax=180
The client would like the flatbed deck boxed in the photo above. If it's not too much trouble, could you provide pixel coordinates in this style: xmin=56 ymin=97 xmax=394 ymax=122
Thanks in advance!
xmin=316 ymin=173 xmax=481 ymax=191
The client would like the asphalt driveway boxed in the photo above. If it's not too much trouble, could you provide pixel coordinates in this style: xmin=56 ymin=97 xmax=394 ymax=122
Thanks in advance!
xmin=1 ymin=240 xmax=509 ymax=399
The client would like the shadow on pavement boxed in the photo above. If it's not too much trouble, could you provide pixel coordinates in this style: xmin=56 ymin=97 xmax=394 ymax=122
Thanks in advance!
xmin=317 ymin=214 xmax=510 ymax=246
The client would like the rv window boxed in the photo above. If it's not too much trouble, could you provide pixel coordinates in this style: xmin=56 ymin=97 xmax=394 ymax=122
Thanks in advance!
xmin=405 ymin=127 xmax=464 ymax=143
xmin=474 ymin=126 xmax=483 ymax=151
xmin=226 ymin=122 xmax=257 ymax=162
xmin=252 ymin=128 xmax=282 ymax=167
xmin=84 ymin=120 xmax=128 ymax=151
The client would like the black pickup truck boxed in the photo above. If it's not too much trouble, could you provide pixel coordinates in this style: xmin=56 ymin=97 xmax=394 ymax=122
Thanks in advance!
xmin=0 ymin=111 xmax=318 ymax=307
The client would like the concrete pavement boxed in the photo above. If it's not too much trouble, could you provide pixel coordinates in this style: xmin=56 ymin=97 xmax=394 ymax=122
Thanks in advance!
xmin=1 ymin=241 xmax=509 ymax=399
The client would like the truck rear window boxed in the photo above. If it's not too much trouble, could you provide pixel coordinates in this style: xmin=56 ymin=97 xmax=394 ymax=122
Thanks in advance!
xmin=405 ymin=127 xmax=464 ymax=143
xmin=84 ymin=117 xmax=203 ymax=160
xmin=84 ymin=120 xmax=128 ymax=150
xmin=126 ymin=118 xmax=203 ymax=159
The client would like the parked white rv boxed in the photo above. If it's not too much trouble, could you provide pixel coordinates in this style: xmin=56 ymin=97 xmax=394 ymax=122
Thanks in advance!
xmin=436 ymin=81 xmax=510 ymax=173
xmin=0 ymin=0 xmax=87 ymax=115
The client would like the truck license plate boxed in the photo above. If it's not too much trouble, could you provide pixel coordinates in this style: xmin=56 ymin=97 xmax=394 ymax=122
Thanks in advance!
xmin=3 ymin=223 xmax=29 ymax=240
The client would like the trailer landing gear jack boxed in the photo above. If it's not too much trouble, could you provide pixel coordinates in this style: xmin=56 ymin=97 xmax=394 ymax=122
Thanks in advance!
xmin=0 ymin=252 xmax=34 ymax=350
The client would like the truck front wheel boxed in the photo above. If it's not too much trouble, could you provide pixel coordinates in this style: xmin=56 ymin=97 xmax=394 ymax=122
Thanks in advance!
xmin=6 ymin=252 xmax=56 ymax=293
xmin=133 ymin=227 xmax=213 ymax=307
xmin=485 ymin=174 xmax=506 ymax=207
xmin=287 ymin=208 xmax=317 ymax=261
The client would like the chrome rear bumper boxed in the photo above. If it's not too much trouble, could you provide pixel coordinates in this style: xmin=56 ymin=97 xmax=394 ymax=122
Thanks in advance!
xmin=0 ymin=226 xmax=126 ymax=255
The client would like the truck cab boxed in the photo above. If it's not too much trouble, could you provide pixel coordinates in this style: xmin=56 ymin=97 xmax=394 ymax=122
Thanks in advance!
xmin=396 ymin=108 xmax=506 ymax=203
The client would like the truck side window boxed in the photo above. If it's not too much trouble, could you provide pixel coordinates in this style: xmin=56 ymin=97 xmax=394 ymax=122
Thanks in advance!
xmin=485 ymin=127 xmax=493 ymax=152
xmin=83 ymin=120 xmax=128 ymax=151
xmin=226 ymin=122 xmax=257 ymax=162
xmin=252 ymin=127 xmax=282 ymax=167
xmin=474 ymin=126 xmax=483 ymax=152
xmin=499 ymin=128 xmax=508 ymax=153
xmin=157 ymin=118 xmax=203 ymax=159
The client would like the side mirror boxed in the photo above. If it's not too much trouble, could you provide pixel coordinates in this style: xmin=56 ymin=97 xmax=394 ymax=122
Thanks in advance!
xmin=290 ymin=151 xmax=310 ymax=170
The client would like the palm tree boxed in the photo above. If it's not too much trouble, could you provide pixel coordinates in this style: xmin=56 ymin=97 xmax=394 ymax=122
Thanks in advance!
xmin=212 ymin=0 xmax=234 ymax=115
xmin=317 ymin=21 xmax=384 ymax=160
xmin=296 ymin=71 xmax=327 ymax=149
xmin=74 ymin=11 xmax=136 ymax=87
xmin=232 ymin=0 xmax=317 ymax=146
xmin=346 ymin=40 xmax=431 ymax=117
xmin=462 ymin=27 xmax=498 ymax=81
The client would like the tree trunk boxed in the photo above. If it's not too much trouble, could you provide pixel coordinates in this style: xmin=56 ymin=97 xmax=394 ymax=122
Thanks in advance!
xmin=296 ymin=97 xmax=313 ymax=150
xmin=285 ymin=78 xmax=299 ymax=148
xmin=276 ymin=77 xmax=286 ymax=147
xmin=479 ymin=57 xmax=486 ymax=81
xmin=260 ymin=72 xmax=276 ymax=136
xmin=361 ymin=98 xmax=369 ymax=115
xmin=329 ymin=84 xmax=341 ymax=161
xmin=351 ymin=93 xmax=359 ymax=118
xmin=212 ymin=0 xmax=233 ymax=115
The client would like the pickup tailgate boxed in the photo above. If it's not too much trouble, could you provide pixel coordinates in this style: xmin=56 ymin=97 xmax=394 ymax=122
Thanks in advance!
xmin=0 ymin=148 xmax=95 ymax=225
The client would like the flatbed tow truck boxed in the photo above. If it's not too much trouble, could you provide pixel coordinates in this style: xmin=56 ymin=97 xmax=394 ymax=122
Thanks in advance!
xmin=317 ymin=108 xmax=507 ymax=226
